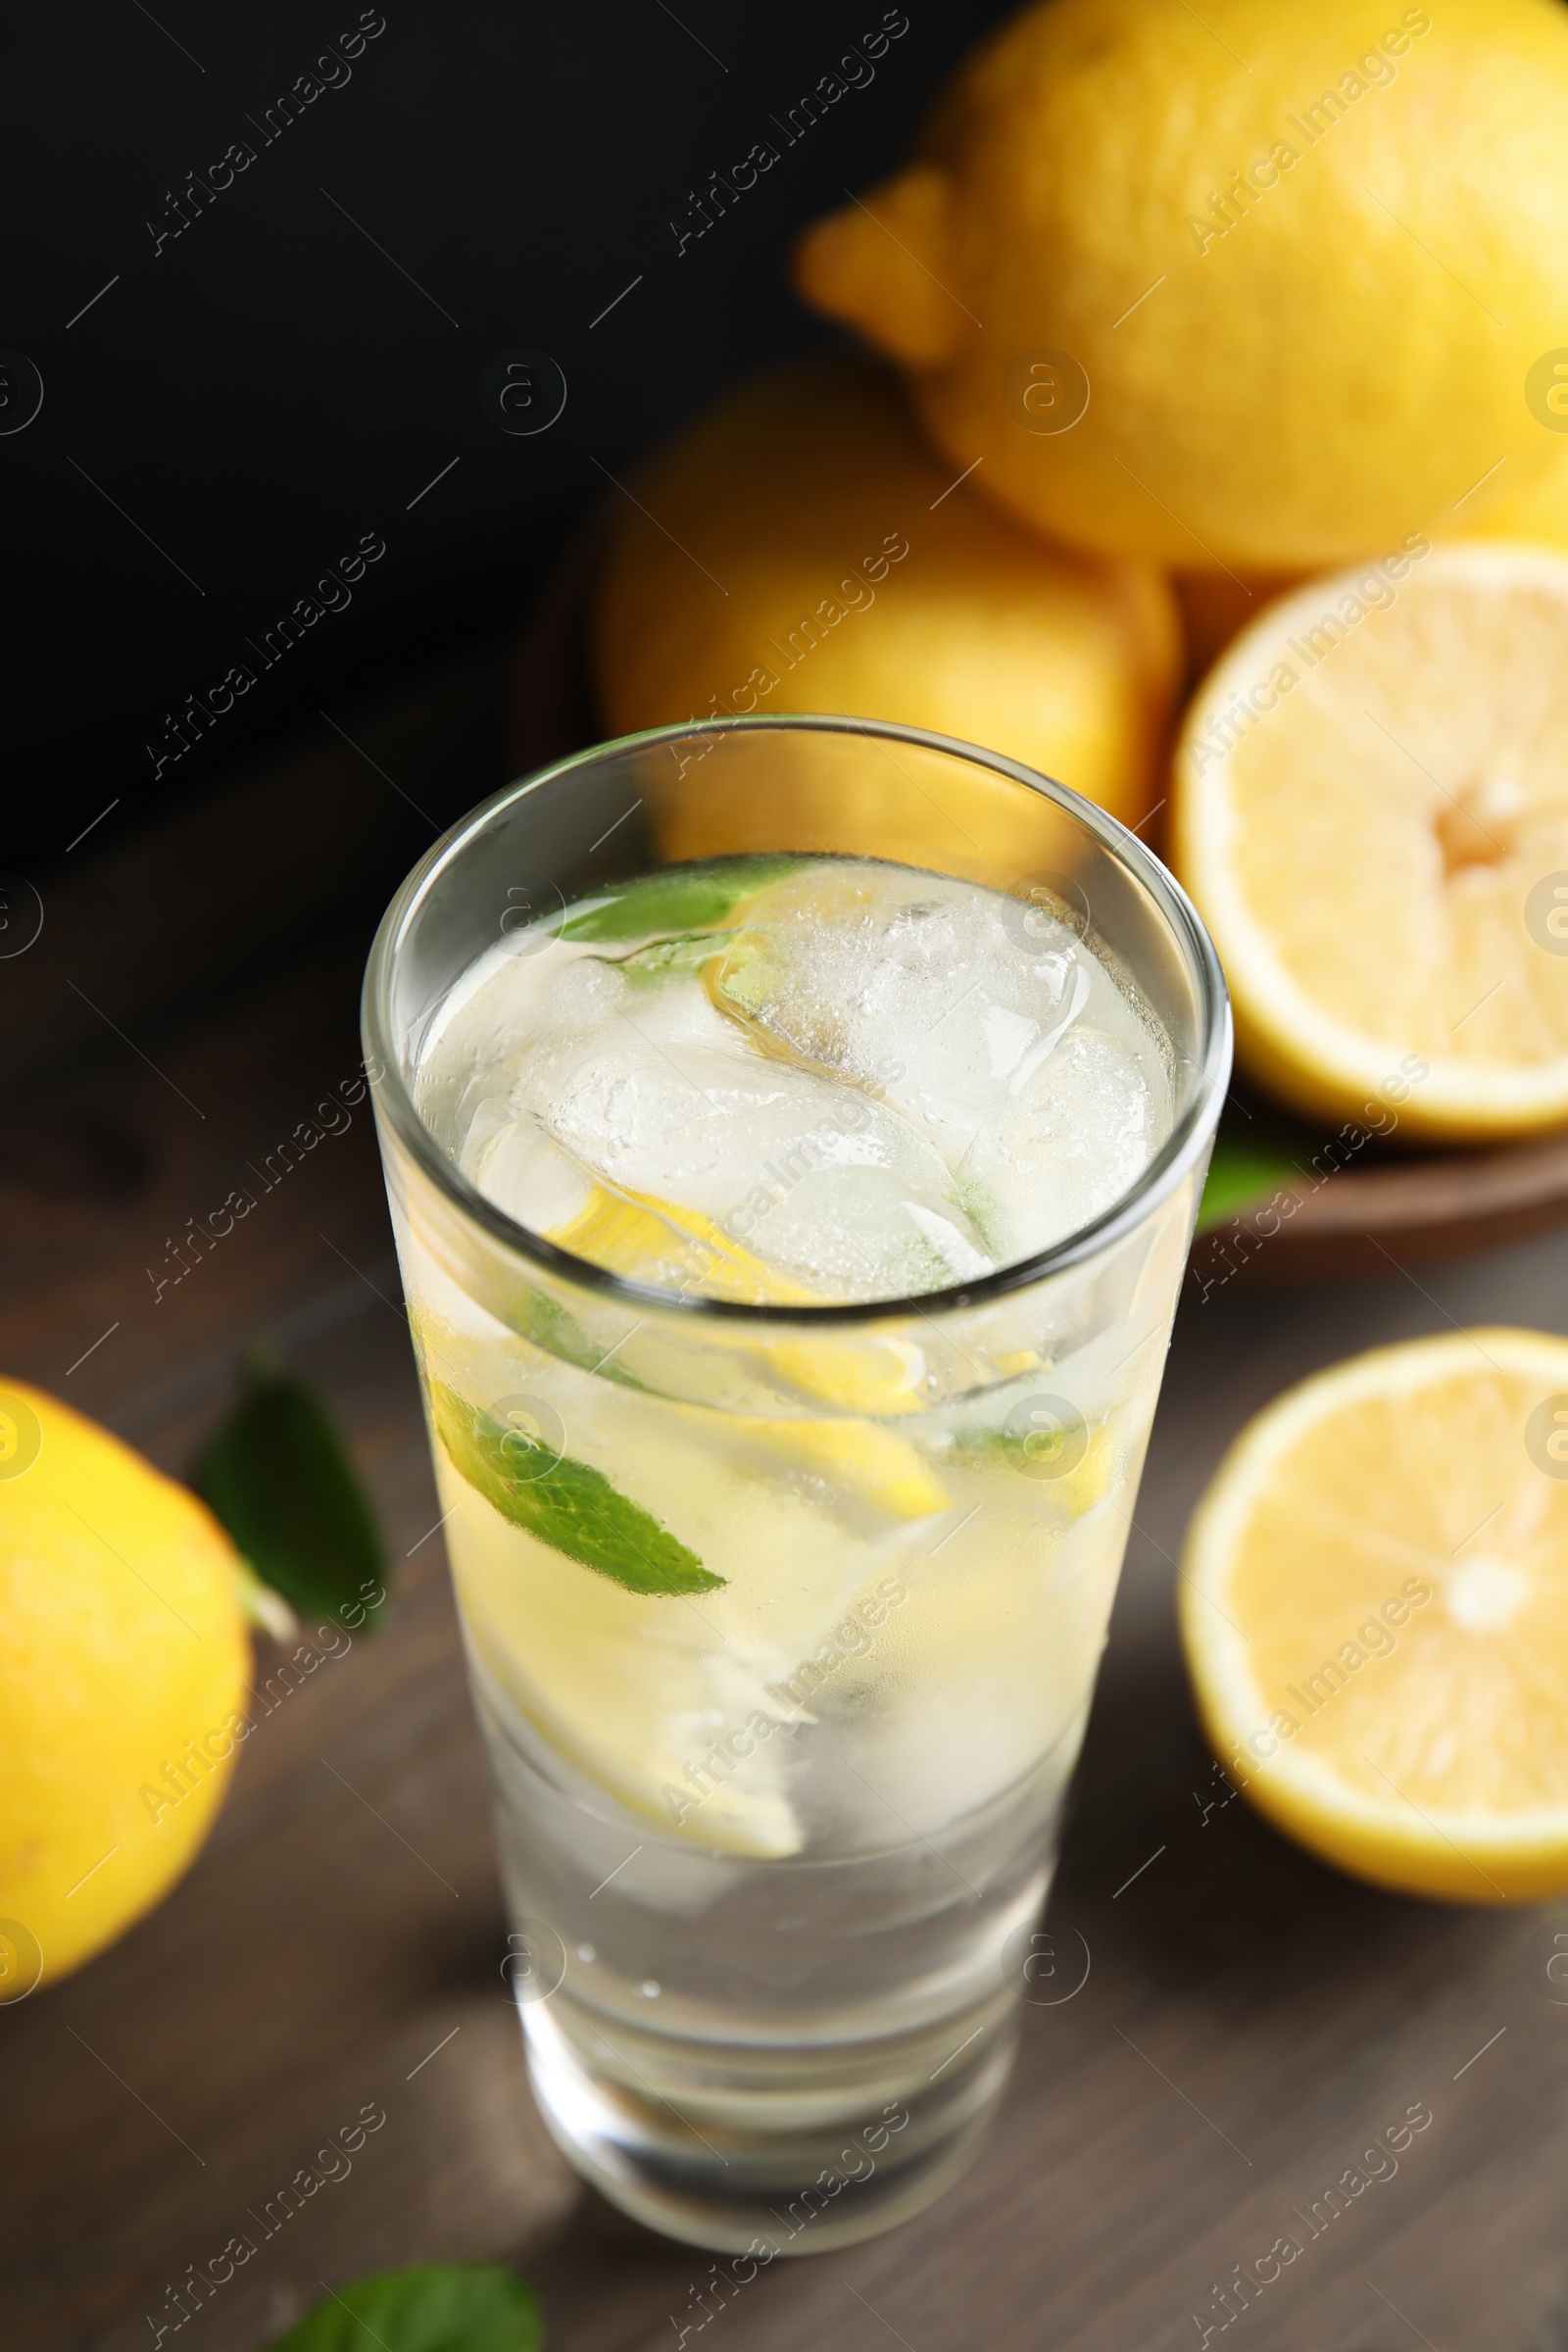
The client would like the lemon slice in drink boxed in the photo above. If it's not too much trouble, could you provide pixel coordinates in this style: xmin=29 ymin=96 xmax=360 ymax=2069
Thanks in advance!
xmin=1179 ymin=1328 xmax=1568 ymax=1904
xmin=727 ymin=1415 xmax=946 ymax=1522
xmin=547 ymin=1178 xmax=819 ymax=1308
xmin=545 ymin=1179 xmax=945 ymax=1504
xmin=1174 ymin=543 xmax=1568 ymax=1141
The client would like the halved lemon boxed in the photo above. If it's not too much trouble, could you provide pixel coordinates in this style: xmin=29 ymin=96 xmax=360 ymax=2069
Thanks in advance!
xmin=1180 ymin=1328 xmax=1568 ymax=1904
xmin=1174 ymin=543 xmax=1568 ymax=1141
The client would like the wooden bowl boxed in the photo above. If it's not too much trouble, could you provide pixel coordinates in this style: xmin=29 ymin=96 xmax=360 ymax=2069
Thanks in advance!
xmin=1189 ymin=1122 xmax=1568 ymax=1290
xmin=508 ymin=521 xmax=1568 ymax=1289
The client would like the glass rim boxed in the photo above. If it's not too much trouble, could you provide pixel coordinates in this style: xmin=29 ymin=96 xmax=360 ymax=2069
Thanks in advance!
xmin=362 ymin=711 xmax=1232 ymax=1330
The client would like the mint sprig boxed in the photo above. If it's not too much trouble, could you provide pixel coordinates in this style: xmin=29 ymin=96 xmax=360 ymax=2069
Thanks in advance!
xmin=609 ymin=928 xmax=737 ymax=986
xmin=270 ymin=2263 xmax=542 ymax=2352
xmin=559 ymin=856 xmax=800 ymax=945
xmin=503 ymin=1285 xmax=648 ymax=1390
xmin=430 ymin=1383 xmax=722 ymax=1596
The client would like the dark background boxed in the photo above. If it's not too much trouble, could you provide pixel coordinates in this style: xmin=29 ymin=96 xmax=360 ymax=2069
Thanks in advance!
xmin=4 ymin=0 xmax=1016 ymax=878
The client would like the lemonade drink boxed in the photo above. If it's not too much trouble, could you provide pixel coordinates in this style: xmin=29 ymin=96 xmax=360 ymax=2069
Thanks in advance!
xmin=366 ymin=719 xmax=1228 ymax=2252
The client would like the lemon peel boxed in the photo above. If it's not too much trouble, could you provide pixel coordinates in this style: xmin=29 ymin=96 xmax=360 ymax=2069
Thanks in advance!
xmin=793 ymin=0 xmax=1568 ymax=569
xmin=0 ymin=1380 xmax=250 ymax=1985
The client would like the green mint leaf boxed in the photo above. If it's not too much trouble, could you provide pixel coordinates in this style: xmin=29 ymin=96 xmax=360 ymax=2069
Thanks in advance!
xmin=197 ymin=1353 xmax=388 ymax=1629
xmin=270 ymin=2263 xmax=542 ymax=2352
xmin=559 ymin=857 xmax=801 ymax=944
xmin=607 ymin=927 xmax=737 ymax=986
xmin=1196 ymin=1105 xmax=1315 ymax=1232
xmin=950 ymin=1416 xmax=1088 ymax=1474
xmin=503 ymin=1286 xmax=648 ymax=1390
xmin=430 ymin=1382 xmax=723 ymax=1596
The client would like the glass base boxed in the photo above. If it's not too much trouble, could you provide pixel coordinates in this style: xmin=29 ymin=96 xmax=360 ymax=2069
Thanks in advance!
xmin=519 ymin=1986 xmax=1017 ymax=2254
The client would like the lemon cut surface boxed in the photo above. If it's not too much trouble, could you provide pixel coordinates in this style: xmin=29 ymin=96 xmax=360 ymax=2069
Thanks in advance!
xmin=1175 ymin=544 xmax=1568 ymax=1140
xmin=1180 ymin=1328 xmax=1568 ymax=1903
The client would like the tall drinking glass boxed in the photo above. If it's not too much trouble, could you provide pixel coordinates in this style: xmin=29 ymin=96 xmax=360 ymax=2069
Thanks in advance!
xmin=364 ymin=715 xmax=1229 ymax=2254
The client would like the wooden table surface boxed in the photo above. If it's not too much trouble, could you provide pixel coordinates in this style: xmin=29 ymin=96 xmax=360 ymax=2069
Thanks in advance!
xmin=6 ymin=674 xmax=1568 ymax=2352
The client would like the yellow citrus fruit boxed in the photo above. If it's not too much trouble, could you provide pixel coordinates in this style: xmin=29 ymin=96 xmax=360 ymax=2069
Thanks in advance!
xmin=541 ymin=1172 xmax=948 ymax=1504
xmin=547 ymin=1175 xmax=818 ymax=1308
xmin=543 ymin=1174 xmax=942 ymax=1476
xmin=1174 ymin=540 xmax=1568 ymax=1141
xmin=1176 ymin=435 xmax=1568 ymax=676
xmin=1452 ymin=437 xmax=1568 ymax=552
xmin=1178 ymin=424 xmax=1568 ymax=670
xmin=0 ymin=1381 xmax=251 ymax=1992
xmin=1180 ymin=1328 xmax=1568 ymax=1904
xmin=792 ymin=0 xmax=1568 ymax=571
xmin=729 ymin=1417 xmax=948 ymax=1524
xmin=592 ymin=353 xmax=1180 ymax=834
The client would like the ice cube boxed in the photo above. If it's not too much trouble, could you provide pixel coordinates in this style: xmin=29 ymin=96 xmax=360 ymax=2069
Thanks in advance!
xmin=455 ymin=949 xmax=989 ymax=1300
xmin=974 ymin=1023 xmax=1165 ymax=1262
xmin=429 ymin=857 xmax=1171 ymax=1301
xmin=710 ymin=860 xmax=1119 ymax=1204
xmin=467 ymin=1116 xmax=592 ymax=1233
xmin=528 ymin=965 xmax=953 ymax=1216
xmin=747 ymin=1163 xmax=995 ymax=1299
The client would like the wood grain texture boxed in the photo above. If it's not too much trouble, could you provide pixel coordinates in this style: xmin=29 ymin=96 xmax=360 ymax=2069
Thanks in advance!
xmin=1191 ymin=1126 xmax=1568 ymax=1292
xmin=3 ymin=721 xmax=1567 ymax=2352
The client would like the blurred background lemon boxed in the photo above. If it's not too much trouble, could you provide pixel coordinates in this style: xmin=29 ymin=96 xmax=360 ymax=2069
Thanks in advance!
xmin=792 ymin=0 xmax=1568 ymax=570
xmin=1452 ymin=438 xmax=1568 ymax=553
xmin=592 ymin=354 xmax=1181 ymax=835
xmin=580 ymin=0 xmax=1568 ymax=1146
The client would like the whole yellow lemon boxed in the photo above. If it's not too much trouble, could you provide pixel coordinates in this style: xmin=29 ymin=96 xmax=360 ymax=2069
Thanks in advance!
xmin=793 ymin=0 xmax=1568 ymax=571
xmin=592 ymin=354 xmax=1180 ymax=835
xmin=0 ymin=1381 xmax=251 ymax=1995
xmin=1451 ymin=436 xmax=1568 ymax=550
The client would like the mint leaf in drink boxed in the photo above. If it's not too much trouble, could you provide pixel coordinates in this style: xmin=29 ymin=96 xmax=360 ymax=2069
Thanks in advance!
xmin=197 ymin=1352 xmax=388 ymax=1627
xmin=270 ymin=2263 xmax=542 ymax=2352
xmin=559 ymin=857 xmax=801 ymax=944
xmin=504 ymin=1285 xmax=648 ymax=1390
xmin=430 ymin=1382 xmax=723 ymax=1595
xmin=611 ymin=928 xmax=737 ymax=986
